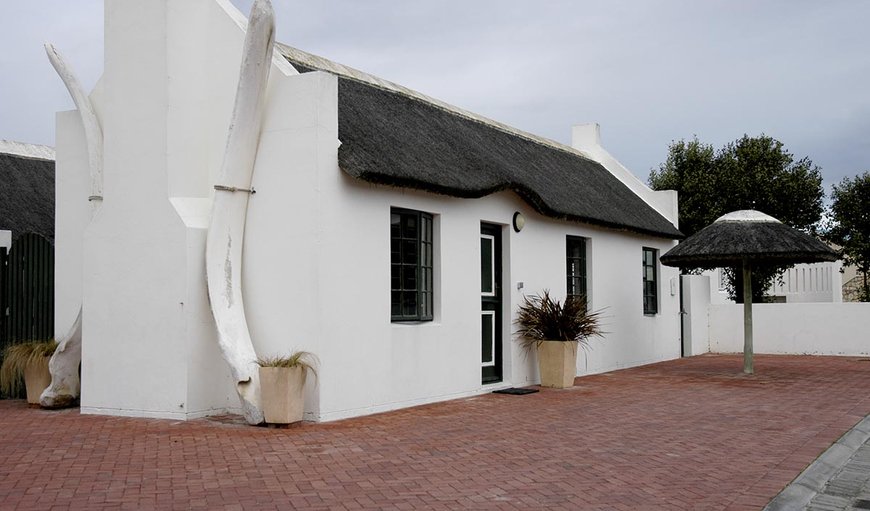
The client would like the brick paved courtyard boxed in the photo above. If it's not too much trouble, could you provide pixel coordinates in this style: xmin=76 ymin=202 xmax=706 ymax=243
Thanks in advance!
xmin=2 ymin=354 xmax=870 ymax=510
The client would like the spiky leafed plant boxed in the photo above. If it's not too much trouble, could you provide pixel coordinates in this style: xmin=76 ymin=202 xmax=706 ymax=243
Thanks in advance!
xmin=0 ymin=340 xmax=58 ymax=396
xmin=256 ymin=351 xmax=319 ymax=380
xmin=515 ymin=291 xmax=604 ymax=350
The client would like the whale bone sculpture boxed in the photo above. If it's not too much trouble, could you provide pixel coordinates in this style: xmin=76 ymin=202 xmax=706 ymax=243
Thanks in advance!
xmin=206 ymin=0 xmax=275 ymax=425
xmin=40 ymin=44 xmax=104 ymax=408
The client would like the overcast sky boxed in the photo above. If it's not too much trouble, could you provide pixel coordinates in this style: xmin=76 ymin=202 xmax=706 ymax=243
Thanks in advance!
xmin=2 ymin=1 xmax=868 ymax=193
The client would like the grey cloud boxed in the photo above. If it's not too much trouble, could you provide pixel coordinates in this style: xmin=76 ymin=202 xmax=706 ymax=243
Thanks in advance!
xmin=1 ymin=0 xmax=868 ymax=191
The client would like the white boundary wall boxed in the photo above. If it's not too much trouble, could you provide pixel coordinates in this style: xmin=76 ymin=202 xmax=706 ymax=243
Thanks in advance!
xmin=683 ymin=276 xmax=869 ymax=356
xmin=708 ymin=303 xmax=870 ymax=356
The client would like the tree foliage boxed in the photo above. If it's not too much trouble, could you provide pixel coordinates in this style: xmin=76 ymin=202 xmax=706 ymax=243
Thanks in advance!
xmin=827 ymin=172 xmax=870 ymax=301
xmin=649 ymin=134 xmax=825 ymax=301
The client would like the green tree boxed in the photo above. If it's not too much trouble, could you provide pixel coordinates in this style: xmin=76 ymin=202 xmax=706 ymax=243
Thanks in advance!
xmin=649 ymin=134 xmax=825 ymax=301
xmin=648 ymin=137 xmax=718 ymax=237
xmin=827 ymin=172 xmax=870 ymax=301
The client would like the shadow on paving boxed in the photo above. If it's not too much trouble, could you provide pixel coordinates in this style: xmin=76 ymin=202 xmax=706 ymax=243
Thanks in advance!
xmin=1 ymin=354 xmax=869 ymax=510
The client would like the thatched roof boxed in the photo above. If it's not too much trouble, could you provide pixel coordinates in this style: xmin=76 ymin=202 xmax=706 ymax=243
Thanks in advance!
xmin=0 ymin=142 xmax=55 ymax=243
xmin=278 ymin=45 xmax=682 ymax=240
xmin=660 ymin=210 xmax=837 ymax=268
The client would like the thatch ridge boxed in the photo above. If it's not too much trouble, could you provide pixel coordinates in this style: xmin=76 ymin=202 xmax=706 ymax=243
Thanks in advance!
xmin=0 ymin=140 xmax=55 ymax=161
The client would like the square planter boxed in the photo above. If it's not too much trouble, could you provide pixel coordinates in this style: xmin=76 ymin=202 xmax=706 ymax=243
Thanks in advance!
xmin=537 ymin=341 xmax=578 ymax=389
xmin=23 ymin=358 xmax=51 ymax=404
xmin=259 ymin=366 xmax=307 ymax=424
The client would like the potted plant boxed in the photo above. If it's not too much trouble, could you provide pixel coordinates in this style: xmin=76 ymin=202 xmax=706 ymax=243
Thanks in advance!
xmin=256 ymin=351 xmax=318 ymax=424
xmin=516 ymin=291 xmax=604 ymax=389
xmin=0 ymin=339 xmax=57 ymax=404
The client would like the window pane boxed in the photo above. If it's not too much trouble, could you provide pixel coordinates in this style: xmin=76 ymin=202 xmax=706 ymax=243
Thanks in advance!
xmin=391 ymin=264 xmax=400 ymax=290
xmin=402 ymin=265 xmax=417 ymax=291
xmin=421 ymin=216 xmax=431 ymax=242
xmin=567 ymin=238 xmax=585 ymax=259
xmin=481 ymin=313 xmax=494 ymax=364
xmin=391 ymin=291 xmax=401 ymax=316
xmin=481 ymin=237 xmax=493 ymax=294
xmin=422 ymin=242 xmax=431 ymax=267
xmin=402 ymin=292 xmax=417 ymax=317
xmin=422 ymin=291 xmax=431 ymax=318
xmin=402 ymin=240 xmax=417 ymax=263
xmin=403 ymin=214 xmax=417 ymax=239
xmin=391 ymin=213 xmax=401 ymax=239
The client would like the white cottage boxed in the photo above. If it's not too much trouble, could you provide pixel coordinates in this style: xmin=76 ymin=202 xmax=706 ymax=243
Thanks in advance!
xmin=53 ymin=0 xmax=682 ymax=422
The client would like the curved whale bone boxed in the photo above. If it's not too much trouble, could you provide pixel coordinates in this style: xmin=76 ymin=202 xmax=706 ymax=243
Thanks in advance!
xmin=40 ymin=309 xmax=82 ymax=408
xmin=41 ymin=43 xmax=104 ymax=409
xmin=206 ymin=0 xmax=275 ymax=425
xmin=44 ymin=44 xmax=103 ymax=206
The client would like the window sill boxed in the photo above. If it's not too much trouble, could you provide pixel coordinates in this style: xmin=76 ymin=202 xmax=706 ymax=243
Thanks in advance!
xmin=391 ymin=320 xmax=440 ymax=327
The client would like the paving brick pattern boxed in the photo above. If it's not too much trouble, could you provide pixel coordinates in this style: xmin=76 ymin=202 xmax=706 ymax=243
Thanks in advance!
xmin=2 ymin=354 xmax=870 ymax=510
xmin=807 ymin=438 xmax=870 ymax=510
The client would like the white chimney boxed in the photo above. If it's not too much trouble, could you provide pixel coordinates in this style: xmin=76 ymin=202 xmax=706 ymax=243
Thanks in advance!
xmin=571 ymin=123 xmax=601 ymax=151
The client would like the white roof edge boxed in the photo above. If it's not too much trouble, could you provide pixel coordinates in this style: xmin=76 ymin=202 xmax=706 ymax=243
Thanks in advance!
xmin=276 ymin=43 xmax=597 ymax=163
xmin=715 ymin=210 xmax=781 ymax=223
xmin=0 ymin=140 xmax=55 ymax=160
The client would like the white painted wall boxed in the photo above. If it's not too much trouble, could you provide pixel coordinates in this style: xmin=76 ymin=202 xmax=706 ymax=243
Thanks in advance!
xmin=0 ymin=230 xmax=10 ymax=250
xmin=708 ymin=303 xmax=870 ymax=356
xmin=320 ymin=190 xmax=680 ymax=421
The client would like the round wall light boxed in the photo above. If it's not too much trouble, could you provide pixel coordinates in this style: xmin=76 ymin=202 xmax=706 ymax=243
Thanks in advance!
xmin=512 ymin=211 xmax=525 ymax=232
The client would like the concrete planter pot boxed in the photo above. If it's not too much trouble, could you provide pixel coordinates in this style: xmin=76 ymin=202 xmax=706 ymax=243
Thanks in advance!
xmin=537 ymin=341 xmax=578 ymax=389
xmin=23 ymin=358 xmax=52 ymax=404
xmin=258 ymin=366 xmax=306 ymax=424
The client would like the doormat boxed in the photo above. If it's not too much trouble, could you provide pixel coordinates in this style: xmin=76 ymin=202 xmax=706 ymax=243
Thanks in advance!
xmin=493 ymin=387 xmax=539 ymax=395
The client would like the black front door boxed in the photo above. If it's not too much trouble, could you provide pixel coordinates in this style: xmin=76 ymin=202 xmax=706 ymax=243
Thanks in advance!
xmin=480 ymin=223 xmax=502 ymax=384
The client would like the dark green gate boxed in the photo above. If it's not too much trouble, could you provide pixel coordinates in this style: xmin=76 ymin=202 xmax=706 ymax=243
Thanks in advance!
xmin=0 ymin=233 xmax=55 ymax=346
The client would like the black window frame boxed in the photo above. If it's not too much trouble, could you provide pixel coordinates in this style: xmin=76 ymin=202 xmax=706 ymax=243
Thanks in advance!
xmin=566 ymin=236 xmax=587 ymax=300
xmin=642 ymin=247 xmax=658 ymax=315
xmin=390 ymin=208 xmax=434 ymax=322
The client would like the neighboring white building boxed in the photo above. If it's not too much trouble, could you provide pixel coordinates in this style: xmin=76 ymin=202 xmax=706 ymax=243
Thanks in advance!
xmin=54 ymin=0 xmax=682 ymax=422
xmin=706 ymin=261 xmax=843 ymax=304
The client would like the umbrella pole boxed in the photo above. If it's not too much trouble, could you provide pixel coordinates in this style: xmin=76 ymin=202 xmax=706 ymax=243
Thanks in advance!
xmin=742 ymin=260 xmax=753 ymax=374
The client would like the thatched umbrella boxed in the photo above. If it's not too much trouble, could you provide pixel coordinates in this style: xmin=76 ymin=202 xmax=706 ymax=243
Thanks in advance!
xmin=660 ymin=210 xmax=838 ymax=374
